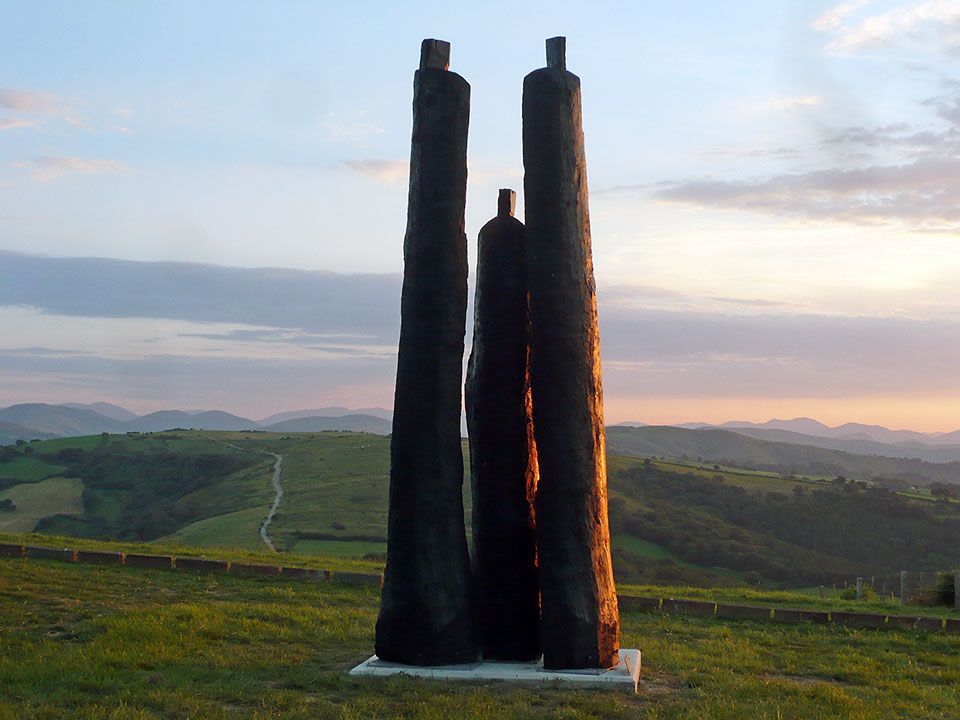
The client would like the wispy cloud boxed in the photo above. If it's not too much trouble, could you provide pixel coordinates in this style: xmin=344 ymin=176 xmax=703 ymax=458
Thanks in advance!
xmin=10 ymin=156 xmax=128 ymax=182
xmin=760 ymin=95 xmax=822 ymax=112
xmin=821 ymin=1 xmax=960 ymax=54
xmin=811 ymin=0 xmax=873 ymax=32
xmin=343 ymin=159 xmax=408 ymax=184
xmin=0 ymin=116 xmax=39 ymax=131
xmin=652 ymin=156 xmax=960 ymax=229
xmin=0 ymin=88 xmax=87 ymax=128
xmin=0 ymin=88 xmax=66 ymax=115
xmin=0 ymin=252 xmax=402 ymax=341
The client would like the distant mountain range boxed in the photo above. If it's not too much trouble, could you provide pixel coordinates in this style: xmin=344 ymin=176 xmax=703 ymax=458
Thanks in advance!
xmin=0 ymin=403 xmax=394 ymax=441
xmin=616 ymin=417 xmax=960 ymax=464
xmin=664 ymin=417 xmax=960 ymax=445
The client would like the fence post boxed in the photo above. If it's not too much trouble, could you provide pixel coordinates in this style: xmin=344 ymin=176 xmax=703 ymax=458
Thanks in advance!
xmin=856 ymin=577 xmax=863 ymax=601
xmin=900 ymin=570 xmax=908 ymax=605
xmin=819 ymin=585 xmax=824 ymax=599
xmin=955 ymin=569 xmax=959 ymax=613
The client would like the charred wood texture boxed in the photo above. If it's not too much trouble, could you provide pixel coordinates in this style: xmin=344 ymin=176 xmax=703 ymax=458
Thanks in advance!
xmin=521 ymin=37 xmax=620 ymax=670
xmin=466 ymin=189 xmax=541 ymax=662
xmin=376 ymin=39 xmax=479 ymax=666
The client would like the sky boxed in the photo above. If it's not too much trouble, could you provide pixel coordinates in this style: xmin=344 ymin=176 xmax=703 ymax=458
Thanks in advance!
xmin=2 ymin=0 xmax=960 ymax=430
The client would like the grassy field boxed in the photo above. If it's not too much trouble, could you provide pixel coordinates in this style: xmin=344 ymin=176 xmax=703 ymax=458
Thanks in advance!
xmin=161 ymin=507 xmax=274 ymax=552
xmin=0 ymin=477 xmax=84 ymax=533
xmin=0 ymin=531 xmax=383 ymax=573
xmin=0 ymin=554 xmax=958 ymax=719
xmin=0 ymin=455 xmax=65 ymax=483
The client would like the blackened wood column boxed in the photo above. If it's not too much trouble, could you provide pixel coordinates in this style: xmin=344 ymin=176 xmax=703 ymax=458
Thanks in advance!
xmin=466 ymin=189 xmax=541 ymax=661
xmin=376 ymin=38 xmax=478 ymax=666
xmin=522 ymin=36 xmax=620 ymax=670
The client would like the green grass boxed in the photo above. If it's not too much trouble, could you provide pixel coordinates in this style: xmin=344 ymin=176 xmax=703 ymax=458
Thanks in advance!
xmin=607 ymin=454 xmax=823 ymax=495
xmin=0 ymin=531 xmax=383 ymax=574
xmin=29 ymin=434 xmax=108 ymax=452
xmin=614 ymin=535 xmax=686 ymax=562
xmin=1 ymin=555 xmax=958 ymax=719
xmin=290 ymin=539 xmax=387 ymax=557
xmin=159 ymin=507 xmax=272 ymax=552
xmin=0 ymin=456 xmax=65 ymax=483
xmin=615 ymin=583 xmax=960 ymax=619
xmin=0 ymin=477 xmax=84 ymax=533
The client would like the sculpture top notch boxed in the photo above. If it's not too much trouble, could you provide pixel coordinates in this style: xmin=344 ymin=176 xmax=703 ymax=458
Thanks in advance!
xmin=546 ymin=36 xmax=566 ymax=70
xmin=498 ymin=189 xmax=517 ymax=217
xmin=420 ymin=39 xmax=451 ymax=70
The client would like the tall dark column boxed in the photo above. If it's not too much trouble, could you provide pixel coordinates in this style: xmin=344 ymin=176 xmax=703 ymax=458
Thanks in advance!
xmin=376 ymin=39 xmax=478 ymax=666
xmin=466 ymin=189 xmax=540 ymax=662
xmin=522 ymin=37 xmax=620 ymax=670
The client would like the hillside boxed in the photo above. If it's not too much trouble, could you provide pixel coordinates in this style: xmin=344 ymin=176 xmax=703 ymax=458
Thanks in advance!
xmin=0 ymin=420 xmax=55 ymax=446
xmin=607 ymin=425 xmax=960 ymax=486
xmin=262 ymin=414 xmax=391 ymax=434
xmin=127 ymin=409 xmax=257 ymax=432
xmin=720 ymin=426 xmax=960 ymax=464
xmin=608 ymin=463 xmax=960 ymax=585
xmin=0 ymin=403 xmax=127 ymax=436
xmin=3 ymin=430 xmax=960 ymax=589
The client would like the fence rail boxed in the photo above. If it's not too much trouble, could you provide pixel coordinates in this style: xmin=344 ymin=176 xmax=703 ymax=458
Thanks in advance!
xmin=2 ymin=541 xmax=958 ymax=635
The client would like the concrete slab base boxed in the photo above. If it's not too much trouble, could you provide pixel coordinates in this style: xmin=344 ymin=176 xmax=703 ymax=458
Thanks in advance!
xmin=349 ymin=649 xmax=641 ymax=692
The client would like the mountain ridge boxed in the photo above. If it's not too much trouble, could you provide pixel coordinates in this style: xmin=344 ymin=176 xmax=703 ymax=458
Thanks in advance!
xmin=0 ymin=402 xmax=392 ymax=439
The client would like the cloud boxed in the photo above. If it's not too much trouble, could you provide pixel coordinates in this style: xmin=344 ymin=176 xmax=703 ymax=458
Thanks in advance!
xmin=10 ymin=156 xmax=128 ymax=181
xmin=651 ymin=156 xmax=960 ymax=228
xmin=0 ymin=116 xmax=39 ymax=131
xmin=0 ymin=88 xmax=65 ymax=115
xmin=811 ymin=0 xmax=873 ymax=31
xmin=344 ymin=159 xmax=408 ymax=184
xmin=3 ymin=253 xmax=960 ymax=414
xmin=0 ymin=252 xmax=402 ymax=343
xmin=760 ymin=96 xmax=822 ymax=112
xmin=0 ymin=88 xmax=87 ymax=128
xmin=822 ymin=1 xmax=960 ymax=54
xmin=598 ymin=308 xmax=960 ymax=398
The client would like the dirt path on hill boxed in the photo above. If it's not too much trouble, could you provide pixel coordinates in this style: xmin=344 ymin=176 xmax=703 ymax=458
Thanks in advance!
xmin=259 ymin=452 xmax=283 ymax=552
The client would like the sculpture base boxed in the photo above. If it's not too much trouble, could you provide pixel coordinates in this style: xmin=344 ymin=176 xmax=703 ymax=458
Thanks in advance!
xmin=348 ymin=648 xmax=641 ymax=693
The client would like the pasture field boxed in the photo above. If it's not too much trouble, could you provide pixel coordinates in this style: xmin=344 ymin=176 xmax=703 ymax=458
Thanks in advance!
xmin=0 ymin=477 xmax=84 ymax=533
xmin=0 ymin=455 xmax=65 ymax=484
xmin=0 ymin=553 xmax=958 ymax=720
xmin=161 ymin=507 xmax=274 ymax=552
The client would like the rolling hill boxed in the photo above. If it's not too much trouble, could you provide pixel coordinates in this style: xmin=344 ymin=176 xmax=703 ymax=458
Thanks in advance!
xmin=0 ymin=403 xmax=128 ymax=436
xmin=606 ymin=425 xmax=960 ymax=486
xmin=262 ymin=414 xmax=391 ymax=434
xmin=258 ymin=406 xmax=392 ymax=424
xmin=59 ymin=401 xmax=139 ymax=421
xmin=718 ymin=427 xmax=960 ymax=464
xmin=0 ymin=420 xmax=55 ymax=446
xmin=127 ymin=409 xmax=258 ymax=432
xmin=3 ymin=429 xmax=960 ymax=589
